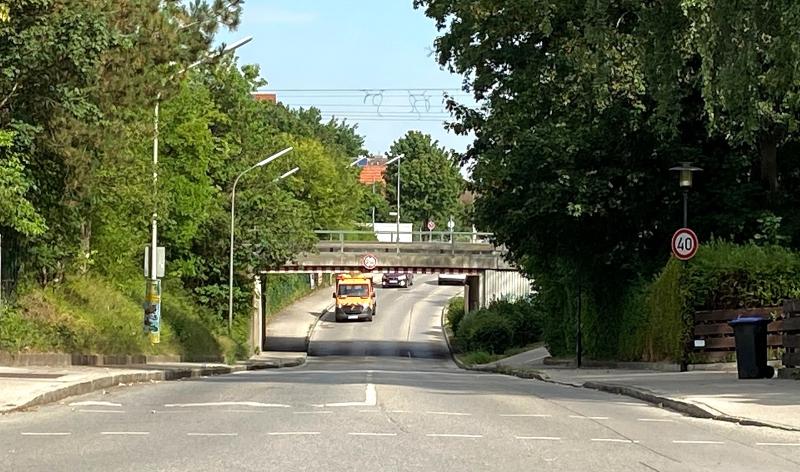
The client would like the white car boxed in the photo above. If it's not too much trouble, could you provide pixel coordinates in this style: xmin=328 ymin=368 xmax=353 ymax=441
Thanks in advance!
xmin=438 ymin=273 xmax=467 ymax=285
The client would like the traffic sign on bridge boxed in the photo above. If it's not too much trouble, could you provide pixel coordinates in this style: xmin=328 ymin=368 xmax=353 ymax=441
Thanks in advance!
xmin=671 ymin=228 xmax=699 ymax=261
xmin=361 ymin=253 xmax=378 ymax=270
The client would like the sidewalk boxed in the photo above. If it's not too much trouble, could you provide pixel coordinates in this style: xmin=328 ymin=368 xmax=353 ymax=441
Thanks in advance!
xmin=0 ymin=352 xmax=305 ymax=415
xmin=263 ymin=288 xmax=334 ymax=352
xmin=463 ymin=348 xmax=800 ymax=431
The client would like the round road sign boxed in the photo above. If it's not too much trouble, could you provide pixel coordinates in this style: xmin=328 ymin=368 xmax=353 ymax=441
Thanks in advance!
xmin=361 ymin=253 xmax=378 ymax=270
xmin=671 ymin=228 xmax=699 ymax=261
xmin=427 ymin=220 xmax=436 ymax=231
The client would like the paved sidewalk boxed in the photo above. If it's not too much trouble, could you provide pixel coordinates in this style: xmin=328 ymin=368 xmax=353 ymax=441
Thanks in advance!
xmin=460 ymin=346 xmax=800 ymax=431
xmin=0 ymin=353 xmax=305 ymax=414
xmin=264 ymin=288 xmax=334 ymax=352
xmin=539 ymin=368 xmax=800 ymax=431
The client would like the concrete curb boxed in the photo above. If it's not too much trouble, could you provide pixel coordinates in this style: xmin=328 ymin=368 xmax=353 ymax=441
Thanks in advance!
xmin=3 ymin=358 xmax=305 ymax=415
xmin=470 ymin=364 xmax=800 ymax=432
xmin=306 ymin=303 xmax=335 ymax=352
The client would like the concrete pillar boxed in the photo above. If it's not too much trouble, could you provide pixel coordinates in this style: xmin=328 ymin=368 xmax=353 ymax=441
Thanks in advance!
xmin=466 ymin=274 xmax=481 ymax=312
xmin=251 ymin=275 xmax=263 ymax=355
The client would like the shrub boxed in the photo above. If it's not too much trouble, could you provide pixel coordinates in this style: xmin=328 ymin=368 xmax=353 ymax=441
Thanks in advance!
xmin=447 ymin=296 xmax=465 ymax=332
xmin=454 ymin=296 xmax=544 ymax=354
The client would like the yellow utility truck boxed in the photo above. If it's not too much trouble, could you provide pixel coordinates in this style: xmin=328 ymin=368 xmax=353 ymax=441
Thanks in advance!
xmin=333 ymin=273 xmax=377 ymax=322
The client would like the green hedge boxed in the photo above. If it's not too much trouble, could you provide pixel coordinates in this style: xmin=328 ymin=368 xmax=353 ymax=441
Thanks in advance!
xmin=446 ymin=296 xmax=465 ymax=332
xmin=454 ymin=296 xmax=544 ymax=354
xmin=542 ymin=241 xmax=800 ymax=363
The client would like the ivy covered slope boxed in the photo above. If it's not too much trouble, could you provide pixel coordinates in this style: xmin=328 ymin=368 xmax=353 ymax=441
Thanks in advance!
xmin=0 ymin=1 xmax=372 ymax=360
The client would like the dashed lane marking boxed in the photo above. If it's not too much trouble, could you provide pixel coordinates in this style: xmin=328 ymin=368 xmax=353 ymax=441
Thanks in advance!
xmin=163 ymin=401 xmax=290 ymax=408
xmin=69 ymin=401 xmax=122 ymax=407
xmin=500 ymin=414 xmax=551 ymax=418
xmin=591 ymin=438 xmax=640 ymax=444
xmin=672 ymin=440 xmax=724 ymax=445
xmin=101 ymin=432 xmax=149 ymax=436
xmin=20 ymin=432 xmax=71 ymax=436
xmin=316 ymin=383 xmax=377 ymax=408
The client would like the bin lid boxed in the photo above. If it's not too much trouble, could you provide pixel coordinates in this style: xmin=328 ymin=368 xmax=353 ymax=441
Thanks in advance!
xmin=728 ymin=316 xmax=770 ymax=326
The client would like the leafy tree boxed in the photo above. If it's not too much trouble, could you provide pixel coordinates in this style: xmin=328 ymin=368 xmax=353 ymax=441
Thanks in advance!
xmin=384 ymin=131 xmax=464 ymax=231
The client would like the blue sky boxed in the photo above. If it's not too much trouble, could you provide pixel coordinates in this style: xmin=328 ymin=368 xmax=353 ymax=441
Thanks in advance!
xmin=215 ymin=0 xmax=474 ymax=156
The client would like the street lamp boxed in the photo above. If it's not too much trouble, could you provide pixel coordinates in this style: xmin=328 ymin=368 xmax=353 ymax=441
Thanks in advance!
xmin=273 ymin=166 xmax=299 ymax=182
xmin=348 ymin=157 xmax=365 ymax=167
xmin=386 ymin=154 xmax=405 ymax=251
xmin=669 ymin=162 xmax=703 ymax=227
xmin=146 ymin=35 xmax=252 ymax=344
xmin=228 ymin=147 xmax=293 ymax=333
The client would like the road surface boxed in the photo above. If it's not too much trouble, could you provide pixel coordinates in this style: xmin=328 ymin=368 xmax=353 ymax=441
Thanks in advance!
xmin=1 ymin=276 xmax=799 ymax=471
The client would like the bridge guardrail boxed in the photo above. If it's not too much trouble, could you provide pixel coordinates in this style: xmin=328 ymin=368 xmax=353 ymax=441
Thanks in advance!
xmin=314 ymin=230 xmax=501 ymax=256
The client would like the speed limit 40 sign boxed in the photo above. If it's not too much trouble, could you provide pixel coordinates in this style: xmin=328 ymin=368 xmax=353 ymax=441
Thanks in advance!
xmin=671 ymin=228 xmax=699 ymax=261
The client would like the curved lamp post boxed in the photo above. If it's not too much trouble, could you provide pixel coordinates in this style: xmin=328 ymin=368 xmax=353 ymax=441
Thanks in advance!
xmin=228 ymin=147 xmax=293 ymax=333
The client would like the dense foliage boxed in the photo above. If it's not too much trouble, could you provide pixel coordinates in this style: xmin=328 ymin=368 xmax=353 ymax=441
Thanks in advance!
xmin=453 ymin=297 xmax=544 ymax=355
xmin=383 ymin=131 xmax=465 ymax=231
xmin=0 ymin=1 xmax=371 ymax=356
xmin=416 ymin=0 xmax=800 ymax=359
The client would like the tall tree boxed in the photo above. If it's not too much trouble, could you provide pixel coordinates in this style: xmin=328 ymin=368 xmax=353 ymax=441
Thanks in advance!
xmin=384 ymin=131 xmax=464 ymax=231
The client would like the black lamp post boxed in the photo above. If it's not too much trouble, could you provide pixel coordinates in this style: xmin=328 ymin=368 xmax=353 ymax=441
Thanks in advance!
xmin=669 ymin=162 xmax=703 ymax=227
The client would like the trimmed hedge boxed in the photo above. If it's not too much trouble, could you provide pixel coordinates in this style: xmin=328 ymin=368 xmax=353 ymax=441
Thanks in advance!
xmin=454 ymin=296 xmax=544 ymax=354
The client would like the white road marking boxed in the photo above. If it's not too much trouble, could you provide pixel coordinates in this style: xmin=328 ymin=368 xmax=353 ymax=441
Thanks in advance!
xmin=77 ymin=409 xmax=125 ymax=414
xmin=756 ymin=443 xmax=800 ymax=447
xmin=516 ymin=436 xmax=561 ymax=441
xmin=672 ymin=440 xmax=724 ymax=445
xmin=500 ymin=414 xmax=551 ymax=418
xmin=425 ymin=411 xmax=471 ymax=416
xmin=569 ymin=415 xmax=609 ymax=420
xmin=348 ymin=432 xmax=397 ymax=437
xmin=187 ymin=433 xmax=238 ymax=437
xmin=163 ymin=401 xmax=290 ymax=408
xmin=101 ymin=431 xmax=150 ymax=436
xmin=268 ymin=432 xmax=320 ymax=436
xmin=591 ymin=438 xmax=639 ymax=444
xmin=426 ymin=434 xmax=483 ymax=438
xmin=294 ymin=411 xmax=332 ymax=415
xmin=21 ymin=432 xmax=71 ymax=436
xmin=69 ymin=401 xmax=122 ymax=407
xmin=317 ymin=383 xmax=377 ymax=407
xmin=637 ymin=418 xmax=675 ymax=423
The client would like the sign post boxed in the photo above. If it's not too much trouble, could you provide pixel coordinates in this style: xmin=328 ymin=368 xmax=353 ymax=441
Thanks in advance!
xmin=427 ymin=220 xmax=435 ymax=241
xmin=671 ymin=228 xmax=699 ymax=261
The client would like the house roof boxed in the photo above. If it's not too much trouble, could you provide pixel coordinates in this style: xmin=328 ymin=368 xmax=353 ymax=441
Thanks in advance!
xmin=359 ymin=164 xmax=386 ymax=184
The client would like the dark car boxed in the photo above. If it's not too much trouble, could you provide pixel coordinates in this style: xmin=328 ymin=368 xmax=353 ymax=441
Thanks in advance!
xmin=382 ymin=272 xmax=414 ymax=288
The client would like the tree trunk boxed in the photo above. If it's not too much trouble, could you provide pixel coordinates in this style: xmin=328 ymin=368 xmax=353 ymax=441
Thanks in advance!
xmin=759 ymin=133 xmax=778 ymax=193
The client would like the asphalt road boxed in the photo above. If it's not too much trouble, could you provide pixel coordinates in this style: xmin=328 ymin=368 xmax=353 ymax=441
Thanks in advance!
xmin=2 ymin=276 xmax=800 ymax=471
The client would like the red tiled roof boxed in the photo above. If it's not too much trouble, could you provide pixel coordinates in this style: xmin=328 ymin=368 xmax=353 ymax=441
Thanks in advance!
xmin=359 ymin=164 xmax=386 ymax=184
xmin=251 ymin=92 xmax=277 ymax=103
